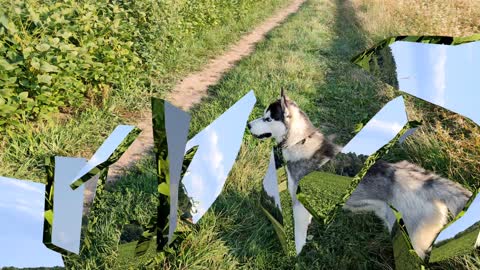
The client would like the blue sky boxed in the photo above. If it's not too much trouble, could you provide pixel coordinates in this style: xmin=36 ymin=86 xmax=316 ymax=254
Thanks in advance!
xmin=341 ymin=96 xmax=408 ymax=156
xmin=0 ymin=176 xmax=64 ymax=268
xmin=52 ymin=157 xmax=86 ymax=254
xmin=390 ymin=41 xmax=480 ymax=126
xmin=182 ymin=90 xmax=256 ymax=223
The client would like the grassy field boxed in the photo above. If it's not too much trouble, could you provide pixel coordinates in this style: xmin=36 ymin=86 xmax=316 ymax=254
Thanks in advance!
xmin=61 ymin=0 xmax=480 ymax=269
xmin=2 ymin=0 xmax=480 ymax=269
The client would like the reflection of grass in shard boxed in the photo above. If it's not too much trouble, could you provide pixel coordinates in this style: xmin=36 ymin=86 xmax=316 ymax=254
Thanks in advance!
xmin=391 ymin=224 xmax=424 ymax=270
xmin=297 ymin=171 xmax=352 ymax=221
xmin=275 ymin=169 xmax=394 ymax=268
xmin=429 ymin=228 xmax=480 ymax=263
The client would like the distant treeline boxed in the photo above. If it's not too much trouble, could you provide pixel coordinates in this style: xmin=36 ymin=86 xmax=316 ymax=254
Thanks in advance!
xmin=435 ymin=221 xmax=480 ymax=247
xmin=320 ymin=152 xmax=370 ymax=177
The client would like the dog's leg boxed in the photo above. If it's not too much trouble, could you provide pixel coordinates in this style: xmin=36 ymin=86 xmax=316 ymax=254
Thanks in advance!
xmin=292 ymin=200 xmax=312 ymax=254
xmin=286 ymin=167 xmax=312 ymax=254
xmin=406 ymin=200 xmax=449 ymax=259
xmin=343 ymin=199 xmax=395 ymax=232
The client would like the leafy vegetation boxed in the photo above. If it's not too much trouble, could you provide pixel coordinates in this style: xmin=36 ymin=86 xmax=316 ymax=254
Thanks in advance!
xmin=0 ymin=0 xmax=289 ymax=181
xmin=0 ymin=0 xmax=289 ymax=132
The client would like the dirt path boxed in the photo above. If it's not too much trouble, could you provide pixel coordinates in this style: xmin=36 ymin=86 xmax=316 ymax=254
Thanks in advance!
xmin=83 ymin=0 xmax=305 ymax=212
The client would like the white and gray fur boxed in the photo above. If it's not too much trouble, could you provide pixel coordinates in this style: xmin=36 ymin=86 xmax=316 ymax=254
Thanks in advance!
xmin=248 ymin=88 xmax=472 ymax=259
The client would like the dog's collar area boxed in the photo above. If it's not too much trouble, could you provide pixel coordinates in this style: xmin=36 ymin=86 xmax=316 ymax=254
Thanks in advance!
xmin=278 ymin=131 xmax=316 ymax=149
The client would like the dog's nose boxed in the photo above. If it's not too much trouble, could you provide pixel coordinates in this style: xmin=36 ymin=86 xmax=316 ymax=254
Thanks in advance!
xmin=247 ymin=123 xmax=251 ymax=130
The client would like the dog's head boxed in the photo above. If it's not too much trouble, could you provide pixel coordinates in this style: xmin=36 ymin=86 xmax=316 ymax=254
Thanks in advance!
xmin=248 ymin=88 xmax=301 ymax=143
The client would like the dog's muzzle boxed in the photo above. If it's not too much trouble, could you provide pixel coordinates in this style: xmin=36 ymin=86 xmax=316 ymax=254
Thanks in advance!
xmin=247 ymin=123 xmax=271 ymax=139
xmin=253 ymin=133 xmax=272 ymax=139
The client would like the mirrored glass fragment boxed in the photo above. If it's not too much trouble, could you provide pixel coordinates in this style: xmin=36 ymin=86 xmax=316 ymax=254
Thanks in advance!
xmin=390 ymin=207 xmax=426 ymax=270
xmin=298 ymin=99 xmax=411 ymax=227
xmin=70 ymin=125 xmax=140 ymax=189
xmin=352 ymin=35 xmax=480 ymax=126
xmin=164 ymin=101 xmax=191 ymax=243
xmin=390 ymin=41 xmax=480 ymax=125
xmin=151 ymin=98 xmax=170 ymax=251
xmin=181 ymin=90 xmax=256 ymax=223
xmin=398 ymin=127 xmax=418 ymax=144
xmin=259 ymin=149 xmax=287 ymax=252
xmin=0 ymin=176 xmax=64 ymax=268
xmin=341 ymin=96 xmax=408 ymax=156
xmin=429 ymin=191 xmax=480 ymax=262
xmin=43 ymin=157 xmax=86 ymax=255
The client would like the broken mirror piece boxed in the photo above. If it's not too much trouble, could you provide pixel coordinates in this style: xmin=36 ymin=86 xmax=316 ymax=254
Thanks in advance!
xmin=259 ymin=149 xmax=287 ymax=253
xmin=151 ymin=98 xmax=192 ymax=251
xmin=178 ymin=146 xmax=199 ymax=224
xmin=293 ymin=96 xmax=409 ymax=254
xmin=0 ymin=176 xmax=64 ymax=268
xmin=341 ymin=96 xmax=408 ymax=156
xmin=390 ymin=206 xmax=426 ymax=270
xmin=429 ymin=191 xmax=480 ymax=262
xmin=151 ymin=98 xmax=173 ymax=251
xmin=391 ymin=41 xmax=480 ymax=125
xmin=352 ymin=35 xmax=480 ymax=126
xmin=43 ymin=157 xmax=87 ymax=255
xmin=180 ymin=90 xmax=256 ymax=223
xmin=70 ymin=125 xmax=140 ymax=189
xmin=164 ymin=101 xmax=191 ymax=243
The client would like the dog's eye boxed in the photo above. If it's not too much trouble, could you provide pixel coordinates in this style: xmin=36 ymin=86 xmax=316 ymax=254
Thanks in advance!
xmin=264 ymin=118 xmax=272 ymax=122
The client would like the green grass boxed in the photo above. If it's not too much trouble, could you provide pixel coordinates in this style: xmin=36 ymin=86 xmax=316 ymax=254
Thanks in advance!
xmin=3 ymin=0 xmax=480 ymax=269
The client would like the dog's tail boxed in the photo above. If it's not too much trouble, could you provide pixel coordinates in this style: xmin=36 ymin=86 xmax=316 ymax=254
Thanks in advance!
xmin=424 ymin=177 xmax=472 ymax=217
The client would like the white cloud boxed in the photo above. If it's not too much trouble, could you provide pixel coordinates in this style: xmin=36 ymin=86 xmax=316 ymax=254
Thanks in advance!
xmin=367 ymin=119 xmax=403 ymax=135
xmin=203 ymin=129 xmax=226 ymax=181
xmin=190 ymin=174 xmax=205 ymax=195
xmin=0 ymin=177 xmax=44 ymax=194
xmin=9 ymin=203 xmax=43 ymax=221
xmin=430 ymin=46 xmax=447 ymax=106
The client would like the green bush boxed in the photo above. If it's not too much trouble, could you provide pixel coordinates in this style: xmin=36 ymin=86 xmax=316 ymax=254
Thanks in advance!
xmin=0 ymin=0 xmax=285 ymax=131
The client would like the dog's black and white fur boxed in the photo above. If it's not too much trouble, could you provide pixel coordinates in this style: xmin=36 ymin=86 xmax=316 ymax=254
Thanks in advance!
xmin=248 ymin=88 xmax=472 ymax=258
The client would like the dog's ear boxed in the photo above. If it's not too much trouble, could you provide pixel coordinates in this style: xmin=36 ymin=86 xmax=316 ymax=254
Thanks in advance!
xmin=280 ymin=87 xmax=289 ymax=115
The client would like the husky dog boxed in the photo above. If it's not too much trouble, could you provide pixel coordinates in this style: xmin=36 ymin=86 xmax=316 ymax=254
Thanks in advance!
xmin=247 ymin=88 xmax=472 ymax=259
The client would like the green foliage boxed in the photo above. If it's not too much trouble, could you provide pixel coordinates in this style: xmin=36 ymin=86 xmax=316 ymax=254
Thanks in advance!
xmin=0 ymin=0 xmax=285 ymax=132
